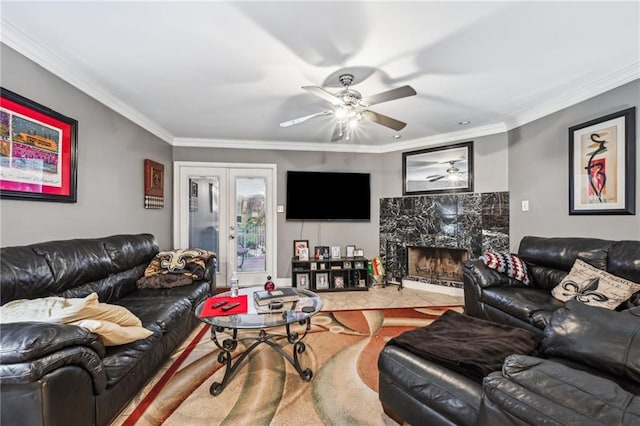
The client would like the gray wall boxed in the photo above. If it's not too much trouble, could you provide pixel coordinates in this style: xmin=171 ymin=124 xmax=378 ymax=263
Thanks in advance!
xmin=172 ymin=147 xmax=383 ymax=277
xmin=508 ymin=80 xmax=640 ymax=251
xmin=0 ymin=45 xmax=174 ymax=248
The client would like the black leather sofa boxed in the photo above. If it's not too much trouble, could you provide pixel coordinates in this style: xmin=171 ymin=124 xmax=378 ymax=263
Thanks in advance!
xmin=464 ymin=236 xmax=640 ymax=337
xmin=378 ymin=236 xmax=640 ymax=425
xmin=0 ymin=234 xmax=215 ymax=426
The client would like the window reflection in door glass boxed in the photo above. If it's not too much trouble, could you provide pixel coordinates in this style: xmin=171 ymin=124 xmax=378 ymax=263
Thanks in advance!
xmin=236 ymin=177 xmax=266 ymax=272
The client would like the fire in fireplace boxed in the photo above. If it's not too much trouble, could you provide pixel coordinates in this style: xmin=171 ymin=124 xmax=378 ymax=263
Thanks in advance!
xmin=407 ymin=246 xmax=469 ymax=285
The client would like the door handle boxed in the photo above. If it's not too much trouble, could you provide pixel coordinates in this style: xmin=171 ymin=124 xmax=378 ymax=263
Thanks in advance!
xmin=229 ymin=234 xmax=235 ymax=240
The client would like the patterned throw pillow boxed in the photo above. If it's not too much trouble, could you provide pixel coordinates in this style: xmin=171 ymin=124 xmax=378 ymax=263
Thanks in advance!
xmin=551 ymin=259 xmax=640 ymax=310
xmin=481 ymin=252 xmax=531 ymax=284
xmin=142 ymin=248 xmax=214 ymax=280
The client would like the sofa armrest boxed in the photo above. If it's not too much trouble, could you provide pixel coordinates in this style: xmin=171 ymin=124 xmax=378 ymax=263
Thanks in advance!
xmin=480 ymin=355 xmax=640 ymax=425
xmin=0 ymin=322 xmax=105 ymax=363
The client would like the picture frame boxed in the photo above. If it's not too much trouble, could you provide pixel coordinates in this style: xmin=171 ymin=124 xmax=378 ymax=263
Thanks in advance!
xmin=354 ymin=249 xmax=364 ymax=257
xmin=298 ymin=247 xmax=309 ymax=261
xmin=343 ymin=261 xmax=352 ymax=269
xmin=296 ymin=273 xmax=309 ymax=289
xmin=316 ymin=272 xmax=329 ymax=290
xmin=310 ymin=262 xmax=317 ymax=270
xmin=354 ymin=261 xmax=364 ymax=269
xmin=334 ymin=276 xmax=345 ymax=288
xmin=346 ymin=244 xmax=356 ymax=258
xmin=293 ymin=240 xmax=309 ymax=258
xmin=331 ymin=246 xmax=341 ymax=259
xmin=0 ymin=87 xmax=78 ymax=202
xmin=144 ymin=159 xmax=164 ymax=209
xmin=314 ymin=245 xmax=329 ymax=260
xmin=569 ymin=107 xmax=636 ymax=215
xmin=402 ymin=141 xmax=473 ymax=195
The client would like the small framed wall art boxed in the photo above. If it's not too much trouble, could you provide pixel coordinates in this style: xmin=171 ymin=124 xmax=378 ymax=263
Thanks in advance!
xmin=144 ymin=159 xmax=164 ymax=209
xmin=346 ymin=244 xmax=356 ymax=258
xmin=569 ymin=107 xmax=636 ymax=215
xmin=0 ymin=87 xmax=78 ymax=202
xmin=331 ymin=246 xmax=341 ymax=259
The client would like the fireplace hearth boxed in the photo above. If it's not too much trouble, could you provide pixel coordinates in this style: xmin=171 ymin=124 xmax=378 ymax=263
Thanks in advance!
xmin=407 ymin=246 xmax=468 ymax=286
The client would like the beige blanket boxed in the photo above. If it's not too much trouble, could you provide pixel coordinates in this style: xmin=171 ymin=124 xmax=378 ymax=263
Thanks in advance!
xmin=0 ymin=293 xmax=152 ymax=346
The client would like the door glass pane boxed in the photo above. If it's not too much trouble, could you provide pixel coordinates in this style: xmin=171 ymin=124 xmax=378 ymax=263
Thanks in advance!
xmin=189 ymin=177 xmax=219 ymax=271
xmin=236 ymin=177 xmax=266 ymax=272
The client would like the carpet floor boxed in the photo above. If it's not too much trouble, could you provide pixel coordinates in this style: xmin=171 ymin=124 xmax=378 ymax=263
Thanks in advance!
xmin=112 ymin=289 xmax=463 ymax=426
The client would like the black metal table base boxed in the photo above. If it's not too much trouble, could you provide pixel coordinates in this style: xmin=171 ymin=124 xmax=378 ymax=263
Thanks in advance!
xmin=209 ymin=318 xmax=313 ymax=396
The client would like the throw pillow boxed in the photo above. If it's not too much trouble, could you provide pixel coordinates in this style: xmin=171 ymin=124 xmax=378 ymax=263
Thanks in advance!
xmin=551 ymin=259 xmax=640 ymax=309
xmin=71 ymin=319 xmax=154 ymax=346
xmin=481 ymin=252 xmax=530 ymax=284
xmin=142 ymin=248 xmax=214 ymax=281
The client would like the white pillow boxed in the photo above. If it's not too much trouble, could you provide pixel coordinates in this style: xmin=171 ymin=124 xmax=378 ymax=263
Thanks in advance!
xmin=71 ymin=319 xmax=153 ymax=346
xmin=552 ymin=259 xmax=640 ymax=309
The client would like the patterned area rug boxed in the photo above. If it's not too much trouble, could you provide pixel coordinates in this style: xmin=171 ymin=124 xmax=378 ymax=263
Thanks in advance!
xmin=113 ymin=305 xmax=463 ymax=426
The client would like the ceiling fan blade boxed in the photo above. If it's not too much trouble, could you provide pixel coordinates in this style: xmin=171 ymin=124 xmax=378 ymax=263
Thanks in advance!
xmin=428 ymin=175 xmax=447 ymax=182
xmin=279 ymin=110 xmax=332 ymax=127
xmin=302 ymin=86 xmax=342 ymax=105
xmin=361 ymin=85 xmax=416 ymax=106
xmin=331 ymin=121 xmax=344 ymax=141
xmin=361 ymin=110 xmax=407 ymax=131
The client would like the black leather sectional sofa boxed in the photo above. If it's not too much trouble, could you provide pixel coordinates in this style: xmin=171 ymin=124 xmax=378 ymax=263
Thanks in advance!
xmin=0 ymin=234 xmax=215 ymax=426
xmin=378 ymin=236 xmax=640 ymax=425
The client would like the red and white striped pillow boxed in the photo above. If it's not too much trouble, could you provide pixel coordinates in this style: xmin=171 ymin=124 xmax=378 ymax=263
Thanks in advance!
xmin=481 ymin=252 xmax=531 ymax=285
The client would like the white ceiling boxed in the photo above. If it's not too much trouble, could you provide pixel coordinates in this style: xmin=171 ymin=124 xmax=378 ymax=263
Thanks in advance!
xmin=1 ymin=1 xmax=639 ymax=153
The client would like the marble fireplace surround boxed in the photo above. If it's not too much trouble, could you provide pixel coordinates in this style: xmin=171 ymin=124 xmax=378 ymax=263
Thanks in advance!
xmin=379 ymin=191 xmax=509 ymax=290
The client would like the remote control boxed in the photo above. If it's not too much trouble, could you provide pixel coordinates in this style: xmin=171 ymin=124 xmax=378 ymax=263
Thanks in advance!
xmin=221 ymin=302 xmax=240 ymax=312
xmin=212 ymin=301 xmax=228 ymax=309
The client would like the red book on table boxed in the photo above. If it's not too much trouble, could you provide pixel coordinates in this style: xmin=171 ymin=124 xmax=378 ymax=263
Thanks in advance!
xmin=199 ymin=294 xmax=248 ymax=317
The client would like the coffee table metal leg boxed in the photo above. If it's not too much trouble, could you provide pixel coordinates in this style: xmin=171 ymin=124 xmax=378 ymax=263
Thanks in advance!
xmin=208 ymin=319 xmax=314 ymax=395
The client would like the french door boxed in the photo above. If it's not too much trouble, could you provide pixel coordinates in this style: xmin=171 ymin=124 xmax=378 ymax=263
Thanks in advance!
xmin=174 ymin=162 xmax=277 ymax=287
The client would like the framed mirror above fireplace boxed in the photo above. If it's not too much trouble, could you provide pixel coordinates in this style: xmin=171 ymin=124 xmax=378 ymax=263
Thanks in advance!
xmin=403 ymin=141 xmax=474 ymax=195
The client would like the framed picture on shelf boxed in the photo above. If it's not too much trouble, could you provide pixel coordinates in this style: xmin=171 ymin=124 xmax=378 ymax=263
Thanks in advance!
xmin=293 ymin=240 xmax=309 ymax=258
xmin=0 ymin=87 xmax=78 ymax=202
xmin=316 ymin=273 xmax=329 ymax=290
xmin=310 ymin=262 xmax=317 ymax=270
xmin=354 ymin=261 xmax=364 ymax=269
xmin=346 ymin=244 xmax=356 ymax=257
xmin=298 ymin=247 xmax=309 ymax=261
xmin=331 ymin=246 xmax=341 ymax=259
xmin=354 ymin=249 xmax=364 ymax=257
xmin=343 ymin=261 xmax=352 ymax=269
xmin=296 ymin=273 xmax=309 ymax=289
xmin=402 ymin=141 xmax=474 ymax=195
xmin=319 ymin=263 xmax=326 ymax=270
xmin=334 ymin=276 xmax=345 ymax=288
xmin=569 ymin=107 xmax=635 ymax=215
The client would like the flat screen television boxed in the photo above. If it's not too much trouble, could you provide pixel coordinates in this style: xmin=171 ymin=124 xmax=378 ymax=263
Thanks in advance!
xmin=286 ymin=171 xmax=371 ymax=221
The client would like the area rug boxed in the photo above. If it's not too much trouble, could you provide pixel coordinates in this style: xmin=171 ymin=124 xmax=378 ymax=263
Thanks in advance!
xmin=113 ymin=305 xmax=463 ymax=426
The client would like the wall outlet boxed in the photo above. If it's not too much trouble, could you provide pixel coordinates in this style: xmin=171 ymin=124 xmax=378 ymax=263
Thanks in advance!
xmin=521 ymin=200 xmax=529 ymax=211
xmin=277 ymin=205 xmax=284 ymax=213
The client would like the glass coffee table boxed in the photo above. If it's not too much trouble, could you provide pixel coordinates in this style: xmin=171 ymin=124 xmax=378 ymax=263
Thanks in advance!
xmin=195 ymin=286 xmax=323 ymax=396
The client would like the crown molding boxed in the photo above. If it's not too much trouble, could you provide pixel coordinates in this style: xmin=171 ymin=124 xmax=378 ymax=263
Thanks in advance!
xmin=0 ymin=19 xmax=174 ymax=144
xmin=506 ymin=62 xmax=640 ymax=130
xmin=2 ymin=16 xmax=637 ymax=153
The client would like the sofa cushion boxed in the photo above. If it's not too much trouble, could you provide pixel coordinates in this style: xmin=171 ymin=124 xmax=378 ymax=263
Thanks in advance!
xmin=551 ymin=259 xmax=640 ymax=309
xmin=542 ymin=300 xmax=640 ymax=384
xmin=482 ymin=355 xmax=640 ymax=425
xmin=116 ymin=292 xmax=193 ymax=334
xmin=481 ymin=252 xmax=530 ymax=284
xmin=71 ymin=319 xmax=153 ymax=346
xmin=481 ymin=287 xmax=564 ymax=324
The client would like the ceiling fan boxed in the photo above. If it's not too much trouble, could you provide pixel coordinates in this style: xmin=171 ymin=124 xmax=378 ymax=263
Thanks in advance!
xmin=426 ymin=159 xmax=468 ymax=182
xmin=279 ymin=73 xmax=416 ymax=141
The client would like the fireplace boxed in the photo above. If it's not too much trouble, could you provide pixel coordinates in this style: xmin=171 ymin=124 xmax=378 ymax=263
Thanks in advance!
xmin=379 ymin=191 xmax=509 ymax=294
xmin=406 ymin=246 xmax=468 ymax=286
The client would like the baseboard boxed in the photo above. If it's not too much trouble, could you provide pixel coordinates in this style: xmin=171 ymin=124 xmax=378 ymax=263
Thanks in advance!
xmin=401 ymin=279 xmax=464 ymax=297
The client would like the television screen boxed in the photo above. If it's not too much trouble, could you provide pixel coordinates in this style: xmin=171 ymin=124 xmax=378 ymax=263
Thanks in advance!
xmin=286 ymin=171 xmax=371 ymax=221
